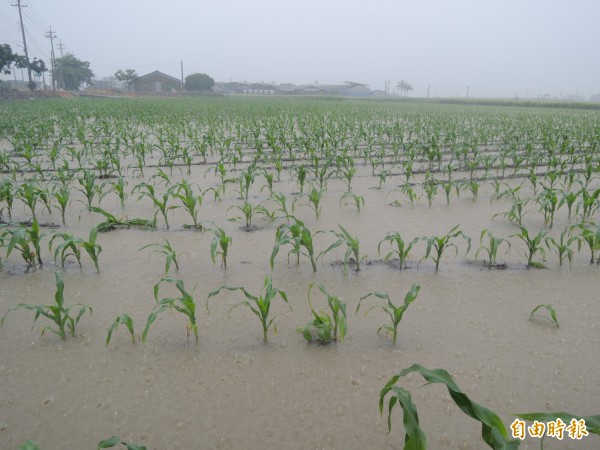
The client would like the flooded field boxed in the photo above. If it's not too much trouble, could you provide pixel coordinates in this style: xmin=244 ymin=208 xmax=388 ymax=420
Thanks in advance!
xmin=0 ymin=98 xmax=599 ymax=449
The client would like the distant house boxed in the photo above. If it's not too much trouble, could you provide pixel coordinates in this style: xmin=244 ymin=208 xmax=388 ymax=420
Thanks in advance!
xmin=134 ymin=71 xmax=181 ymax=93
xmin=591 ymin=93 xmax=600 ymax=103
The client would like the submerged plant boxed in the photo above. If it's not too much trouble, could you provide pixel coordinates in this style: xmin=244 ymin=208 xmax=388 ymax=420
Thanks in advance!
xmin=105 ymin=313 xmax=137 ymax=345
xmin=420 ymin=225 xmax=471 ymax=271
xmin=271 ymin=218 xmax=320 ymax=272
xmin=97 ymin=436 xmax=147 ymax=450
xmin=142 ymin=277 xmax=198 ymax=345
xmin=378 ymin=232 xmax=419 ymax=269
xmin=208 ymin=276 xmax=290 ymax=344
xmin=322 ymin=225 xmax=366 ymax=274
xmin=91 ymin=206 xmax=155 ymax=232
xmin=139 ymin=239 xmax=182 ymax=274
xmin=529 ymin=304 xmax=559 ymax=327
xmin=1 ymin=272 xmax=92 ymax=340
xmin=511 ymin=226 xmax=547 ymax=268
xmin=209 ymin=224 xmax=232 ymax=269
xmin=299 ymin=283 xmax=347 ymax=343
xmin=356 ymin=284 xmax=420 ymax=344
xmin=475 ymin=229 xmax=511 ymax=268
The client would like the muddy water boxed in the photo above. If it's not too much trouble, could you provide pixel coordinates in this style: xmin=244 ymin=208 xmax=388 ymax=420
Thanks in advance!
xmin=1 ymin=165 xmax=599 ymax=450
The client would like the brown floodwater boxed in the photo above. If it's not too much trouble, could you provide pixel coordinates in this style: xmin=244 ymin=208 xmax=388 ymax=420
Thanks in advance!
xmin=1 ymin=164 xmax=598 ymax=450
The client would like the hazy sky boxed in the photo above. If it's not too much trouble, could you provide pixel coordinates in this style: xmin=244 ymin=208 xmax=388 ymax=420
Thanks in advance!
xmin=1 ymin=0 xmax=599 ymax=98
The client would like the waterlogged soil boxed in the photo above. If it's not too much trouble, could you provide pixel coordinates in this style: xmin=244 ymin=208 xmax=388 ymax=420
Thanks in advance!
xmin=1 ymin=165 xmax=599 ymax=450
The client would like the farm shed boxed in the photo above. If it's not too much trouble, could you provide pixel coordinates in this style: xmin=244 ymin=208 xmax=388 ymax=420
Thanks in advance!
xmin=134 ymin=70 xmax=182 ymax=93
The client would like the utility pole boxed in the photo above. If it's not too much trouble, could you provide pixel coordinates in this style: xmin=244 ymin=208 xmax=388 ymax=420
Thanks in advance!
xmin=57 ymin=40 xmax=65 ymax=89
xmin=466 ymin=86 xmax=470 ymax=98
xmin=384 ymin=80 xmax=390 ymax=95
xmin=12 ymin=0 xmax=33 ymax=89
xmin=180 ymin=61 xmax=184 ymax=93
xmin=45 ymin=26 xmax=57 ymax=91
xmin=426 ymin=84 xmax=431 ymax=98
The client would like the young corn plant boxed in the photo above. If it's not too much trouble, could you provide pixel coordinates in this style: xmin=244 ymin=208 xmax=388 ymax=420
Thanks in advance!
xmin=228 ymin=200 xmax=271 ymax=231
xmin=299 ymin=283 xmax=347 ymax=343
xmin=357 ymin=284 xmax=420 ymax=344
xmin=537 ymin=186 xmax=559 ymax=228
xmin=1 ymin=272 xmax=92 ymax=340
xmin=529 ymin=304 xmax=559 ymax=327
xmin=210 ymin=225 xmax=232 ymax=269
xmin=6 ymin=219 xmax=45 ymax=270
xmin=578 ymin=221 xmax=600 ymax=264
xmin=422 ymin=176 xmax=438 ymax=207
xmin=294 ymin=165 xmax=307 ymax=194
xmin=322 ymin=225 xmax=366 ymax=274
xmin=139 ymin=239 xmax=182 ymax=274
xmin=271 ymin=218 xmax=320 ymax=272
xmin=303 ymin=186 xmax=325 ymax=219
xmin=111 ymin=177 xmax=128 ymax=210
xmin=105 ymin=313 xmax=137 ymax=345
xmin=51 ymin=185 xmax=71 ymax=226
xmin=475 ymin=229 xmax=511 ymax=268
xmin=270 ymin=192 xmax=293 ymax=220
xmin=142 ymin=277 xmax=198 ymax=346
xmin=340 ymin=191 xmax=364 ymax=213
xmin=378 ymin=232 xmax=419 ymax=269
xmin=420 ymin=225 xmax=471 ymax=271
xmin=97 ymin=436 xmax=147 ymax=450
xmin=379 ymin=364 xmax=522 ymax=449
xmin=91 ymin=206 xmax=155 ymax=232
xmin=133 ymin=182 xmax=175 ymax=230
xmin=207 ymin=276 xmax=290 ymax=344
xmin=545 ymin=225 xmax=580 ymax=267
xmin=511 ymin=226 xmax=547 ymax=268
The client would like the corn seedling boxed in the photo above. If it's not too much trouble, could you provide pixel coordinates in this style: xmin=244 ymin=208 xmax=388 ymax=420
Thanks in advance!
xmin=0 ymin=179 xmax=15 ymax=219
xmin=475 ymin=229 xmax=511 ymax=268
xmin=105 ymin=313 xmax=137 ymax=345
xmin=356 ymin=283 xmax=420 ymax=344
xmin=51 ymin=185 xmax=71 ymax=226
xmin=207 ymin=276 xmax=290 ymax=344
xmin=420 ymin=225 xmax=471 ymax=271
xmin=209 ymin=225 xmax=232 ymax=269
xmin=545 ymin=226 xmax=580 ymax=267
xmin=270 ymin=192 xmax=293 ymax=220
xmin=133 ymin=182 xmax=175 ymax=230
xmin=463 ymin=179 xmax=480 ymax=201
xmin=271 ymin=218 xmax=320 ymax=272
xmin=91 ymin=206 xmax=155 ymax=232
xmin=378 ymin=232 xmax=419 ymax=269
xmin=322 ymin=225 xmax=366 ymax=274
xmin=19 ymin=440 xmax=39 ymax=450
xmin=228 ymin=200 xmax=271 ymax=230
xmin=6 ymin=219 xmax=45 ymax=269
xmin=511 ymin=226 xmax=547 ymax=268
xmin=302 ymin=186 xmax=325 ymax=219
xmin=139 ymin=239 xmax=182 ymax=274
xmin=529 ymin=304 xmax=559 ymax=327
xmin=537 ymin=186 xmax=559 ymax=228
xmin=578 ymin=221 xmax=600 ymax=264
xmin=97 ymin=436 xmax=147 ymax=450
xmin=16 ymin=180 xmax=42 ymax=220
xmin=379 ymin=364 xmax=521 ymax=449
xmin=1 ymin=272 xmax=92 ymax=340
xmin=340 ymin=191 xmax=364 ymax=213
xmin=558 ymin=189 xmax=578 ymax=220
xmin=49 ymin=232 xmax=83 ymax=268
xmin=422 ymin=176 xmax=438 ymax=207
xmin=578 ymin=188 xmax=600 ymax=219
xmin=111 ymin=177 xmax=128 ymax=209
xmin=439 ymin=180 xmax=455 ymax=205
xmin=299 ymin=283 xmax=347 ymax=343
xmin=294 ymin=165 xmax=307 ymax=194
xmin=142 ymin=277 xmax=198 ymax=346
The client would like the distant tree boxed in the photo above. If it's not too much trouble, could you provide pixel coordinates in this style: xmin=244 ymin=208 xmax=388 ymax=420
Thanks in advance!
xmin=55 ymin=53 xmax=94 ymax=90
xmin=396 ymin=79 xmax=414 ymax=97
xmin=0 ymin=44 xmax=17 ymax=74
xmin=114 ymin=68 xmax=138 ymax=91
xmin=185 ymin=73 xmax=215 ymax=92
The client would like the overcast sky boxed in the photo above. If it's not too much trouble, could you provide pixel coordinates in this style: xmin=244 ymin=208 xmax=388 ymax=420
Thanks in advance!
xmin=1 ymin=0 xmax=599 ymax=98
